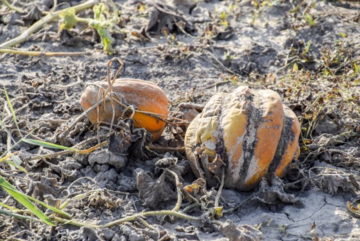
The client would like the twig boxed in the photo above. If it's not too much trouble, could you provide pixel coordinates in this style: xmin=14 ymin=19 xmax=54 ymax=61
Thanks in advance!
xmin=6 ymin=230 xmax=41 ymax=240
xmin=1 ymin=99 xmax=36 ymax=124
xmin=105 ymin=57 xmax=124 ymax=133
xmin=202 ymin=49 xmax=240 ymax=76
xmin=52 ymin=77 xmax=84 ymax=89
xmin=146 ymin=146 xmax=185 ymax=153
xmin=0 ymin=0 xmax=98 ymax=48
xmin=58 ymin=98 xmax=103 ymax=140
xmin=275 ymin=57 xmax=301 ymax=74
xmin=0 ymin=48 xmax=91 ymax=56
xmin=66 ymin=177 xmax=99 ymax=196
xmin=222 ymin=197 xmax=252 ymax=214
xmin=110 ymin=93 xmax=189 ymax=126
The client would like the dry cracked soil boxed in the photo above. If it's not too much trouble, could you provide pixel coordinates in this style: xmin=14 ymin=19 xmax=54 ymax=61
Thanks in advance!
xmin=1 ymin=0 xmax=360 ymax=240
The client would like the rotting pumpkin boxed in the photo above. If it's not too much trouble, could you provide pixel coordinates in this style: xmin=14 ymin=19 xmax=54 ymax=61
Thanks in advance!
xmin=184 ymin=86 xmax=300 ymax=191
xmin=80 ymin=79 xmax=168 ymax=141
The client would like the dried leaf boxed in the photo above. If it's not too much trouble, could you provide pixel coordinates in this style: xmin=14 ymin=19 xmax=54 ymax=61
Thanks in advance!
xmin=88 ymin=190 xmax=121 ymax=209
xmin=22 ymin=5 xmax=42 ymax=21
xmin=347 ymin=201 xmax=360 ymax=218
xmin=146 ymin=6 xmax=159 ymax=32
xmin=182 ymin=178 xmax=206 ymax=202
xmin=155 ymin=153 xmax=178 ymax=168
xmin=108 ymin=121 xmax=133 ymax=155
xmin=314 ymin=168 xmax=359 ymax=195
xmin=207 ymin=154 xmax=226 ymax=182
xmin=108 ymin=119 xmax=154 ymax=159
xmin=144 ymin=2 xmax=194 ymax=34
xmin=136 ymin=170 xmax=177 ymax=209
xmin=199 ymin=154 xmax=225 ymax=187
xmin=251 ymin=175 xmax=302 ymax=205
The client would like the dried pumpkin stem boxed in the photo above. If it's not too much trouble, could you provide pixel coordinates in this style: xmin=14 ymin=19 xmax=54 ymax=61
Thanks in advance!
xmin=182 ymin=202 xmax=201 ymax=213
xmin=214 ymin=169 xmax=225 ymax=208
xmin=100 ymin=210 xmax=202 ymax=228
xmin=53 ymin=210 xmax=226 ymax=229
xmin=53 ymin=209 xmax=201 ymax=228
xmin=166 ymin=169 xmax=183 ymax=212
xmin=137 ymin=217 xmax=156 ymax=231
xmin=1 ymin=0 xmax=23 ymax=13
xmin=53 ymin=216 xmax=98 ymax=228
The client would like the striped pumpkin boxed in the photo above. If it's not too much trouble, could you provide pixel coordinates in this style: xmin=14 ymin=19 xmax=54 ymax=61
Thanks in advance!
xmin=80 ymin=79 xmax=168 ymax=141
xmin=184 ymin=86 xmax=300 ymax=191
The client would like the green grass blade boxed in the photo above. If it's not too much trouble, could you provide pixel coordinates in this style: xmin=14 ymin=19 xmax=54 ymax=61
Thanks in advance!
xmin=3 ymin=86 xmax=21 ymax=136
xmin=10 ymin=153 xmax=22 ymax=166
xmin=0 ymin=153 xmax=12 ymax=163
xmin=0 ymin=177 xmax=55 ymax=226
xmin=0 ymin=201 xmax=17 ymax=210
xmin=5 ymin=160 xmax=27 ymax=173
xmin=24 ymin=195 xmax=72 ymax=219
xmin=0 ymin=152 xmax=27 ymax=173
xmin=0 ymin=209 xmax=40 ymax=222
xmin=0 ymin=178 xmax=72 ymax=219
xmin=23 ymin=139 xmax=76 ymax=151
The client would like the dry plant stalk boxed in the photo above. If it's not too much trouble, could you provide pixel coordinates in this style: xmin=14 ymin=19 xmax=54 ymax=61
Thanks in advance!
xmin=0 ymin=48 xmax=90 ymax=56
xmin=0 ymin=0 xmax=98 ymax=48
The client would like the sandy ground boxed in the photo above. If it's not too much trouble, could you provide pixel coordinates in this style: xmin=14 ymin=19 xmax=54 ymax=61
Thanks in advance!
xmin=1 ymin=0 xmax=360 ymax=240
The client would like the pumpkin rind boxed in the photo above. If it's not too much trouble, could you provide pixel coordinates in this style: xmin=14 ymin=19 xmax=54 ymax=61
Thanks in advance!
xmin=80 ymin=79 xmax=168 ymax=141
xmin=273 ymin=105 xmax=301 ymax=177
xmin=184 ymin=86 xmax=300 ymax=191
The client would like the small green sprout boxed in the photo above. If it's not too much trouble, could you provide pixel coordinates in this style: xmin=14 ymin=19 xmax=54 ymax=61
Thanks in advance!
xmin=305 ymin=13 xmax=316 ymax=26
xmin=59 ymin=3 xmax=120 ymax=54
xmin=59 ymin=8 xmax=77 ymax=31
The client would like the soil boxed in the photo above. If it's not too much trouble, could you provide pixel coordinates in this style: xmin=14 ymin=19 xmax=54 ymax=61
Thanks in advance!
xmin=0 ymin=0 xmax=360 ymax=240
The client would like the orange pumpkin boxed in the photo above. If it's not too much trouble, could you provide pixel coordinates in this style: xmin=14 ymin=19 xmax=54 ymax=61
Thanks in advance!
xmin=80 ymin=79 xmax=168 ymax=141
xmin=184 ymin=86 xmax=300 ymax=191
